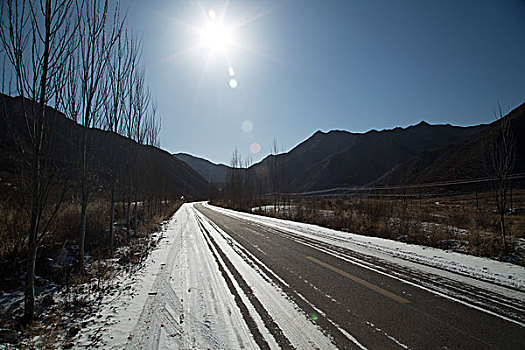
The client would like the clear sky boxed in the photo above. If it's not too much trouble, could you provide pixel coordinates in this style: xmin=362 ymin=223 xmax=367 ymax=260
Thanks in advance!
xmin=121 ymin=0 xmax=525 ymax=165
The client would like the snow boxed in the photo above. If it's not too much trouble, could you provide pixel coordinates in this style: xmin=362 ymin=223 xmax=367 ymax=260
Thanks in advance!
xmin=76 ymin=204 xmax=258 ymax=349
xmin=193 ymin=207 xmax=339 ymax=349
xmin=76 ymin=203 xmax=340 ymax=349
xmin=72 ymin=201 xmax=524 ymax=349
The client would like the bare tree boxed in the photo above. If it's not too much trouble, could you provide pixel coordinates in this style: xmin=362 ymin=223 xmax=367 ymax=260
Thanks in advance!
xmin=118 ymin=30 xmax=140 ymax=237
xmin=130 ymin=65 xmax=150 ymax=230
xmin=76 ymin=0 xmax=122 ymax=269
xmin=0 ymin=0 xmax=79 ymax=321
xmin=489 ymin=103 xmax=515 ymax=252
xmin=103 ymin=13 xmax=130 ymax=254
xmin=268 ymin=138 xmax=287 ymax=210
xmin=225 ymin=149 xmax=239 ymax=208
xmin=144 ymin=98 xmax=161 ymax=148
xmin=224 ymin=149 xmax=257 ymax=210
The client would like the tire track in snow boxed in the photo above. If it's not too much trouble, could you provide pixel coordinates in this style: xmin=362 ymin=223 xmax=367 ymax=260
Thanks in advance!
xmin=195 ymin=212 xmax=293 ymax=349
xmin=197 ymin=207 xmax=367 ymax=349
xmin=125 ymin=205 xmax=257 ymax=349
xmin=194 ymin=206 xmax=342 ymax=350
xmin=125 ymin=210 xmax=190 ymax=349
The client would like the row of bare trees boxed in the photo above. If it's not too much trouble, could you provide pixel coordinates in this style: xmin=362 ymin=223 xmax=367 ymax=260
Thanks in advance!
xmin=222 ymin=140 xmax=290 ymax=211
xmin=223 ymin=149 xmax=256 ymax=210
xmin=1 ymin=0 xmax=161 ymax=322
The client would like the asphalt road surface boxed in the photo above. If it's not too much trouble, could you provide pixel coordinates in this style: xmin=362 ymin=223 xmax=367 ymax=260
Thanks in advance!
xmin=195 ymin=203 xmax=525 ymax=350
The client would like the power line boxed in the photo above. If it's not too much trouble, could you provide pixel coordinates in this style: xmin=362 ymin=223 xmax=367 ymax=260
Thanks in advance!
xmin=262 ymin=173 xmax=525 ymax=197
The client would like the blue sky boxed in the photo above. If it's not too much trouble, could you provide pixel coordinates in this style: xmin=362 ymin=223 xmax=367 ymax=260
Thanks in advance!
xmin=122 ymin=0 xmax=525 ymax=165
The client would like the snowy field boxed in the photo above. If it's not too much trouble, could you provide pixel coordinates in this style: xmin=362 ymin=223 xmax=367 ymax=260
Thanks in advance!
xmin=72 ymin=202 xmax=524 ymax=349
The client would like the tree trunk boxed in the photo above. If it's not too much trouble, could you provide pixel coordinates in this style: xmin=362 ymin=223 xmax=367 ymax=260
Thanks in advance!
xmin=24 ymin=227 xmax=37 ymax=322
xmin=126 ymin=196 xmax=131 ymax=240
xmin=79 ymin=126 xmax=88 ymax=271
xmin=108 ymin=180 xmax=115 ymax=254
xmin=79 ymin=191 xmax=88 ymax=270
xmin=108 ymin=145 xmax=117 ymax=254
xmin=25 ymin=101 xmax=43 ymax=322
xmin=133 ymin=191 xmax=138 ymax=230
xmin=25 ymin=177 xmax=40 ymax=322
xmin=500 ymin=188 xmax=507 ymax=252
xmin=24 ymin=0 xmax=52 ymax=322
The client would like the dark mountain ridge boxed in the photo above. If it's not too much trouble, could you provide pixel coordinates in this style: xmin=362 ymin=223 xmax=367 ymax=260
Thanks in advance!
xmin=173 ymin=153 xmax=230 ymax=187
xmin=0 ymin=93 xmax=209 ymax=198
xmin=250 ymin=120 xmax=488 ymax=192
xmin=372 ymin=103 xmax=525 ymax=187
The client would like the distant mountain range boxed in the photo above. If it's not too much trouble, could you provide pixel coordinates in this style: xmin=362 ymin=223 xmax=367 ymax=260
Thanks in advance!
xmin=372 ymin=103 xmax=525 ymax=187
xmin=252 ymin=121 xmax=488 ymax=191
xmin=3 ymin=92 xmax=523 ymax=197
xmin=173 ymin=153 xmax=229 ymax=187
xmin=175 ymin=102 xmax=524 ymax=193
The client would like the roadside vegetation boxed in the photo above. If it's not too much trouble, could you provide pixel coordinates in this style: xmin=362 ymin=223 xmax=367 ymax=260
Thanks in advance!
xmin=213 ymin=106 xmax=523 ymax=266
xmin=0 ymin=192 xmax=182 ymax=347
xmin=212 ymin=145 xmax=524 ymax=265
xmin=0 ymin=0 xmax=185 ymax=346
xmin=249 ymin=190 xmax=524 ymax=265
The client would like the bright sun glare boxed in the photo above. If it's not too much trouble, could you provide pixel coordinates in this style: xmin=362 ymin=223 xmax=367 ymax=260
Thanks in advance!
xmin=201 ymin=23 xmax=232 ymax=52
xmin=200 ymin=8 xmax=234 ymax=54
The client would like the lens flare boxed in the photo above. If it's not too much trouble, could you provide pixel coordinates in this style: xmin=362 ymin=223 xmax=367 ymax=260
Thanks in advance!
xmin=207 ymin=8 xmax=216 ymax=20
xmin=229 ymin=78 xmax=238 ymax=89
xmin=228 ymin=66 xmax=235 ymax=76
xmin=241 ymin=120 xmax=253 ymax=133
xmin=250 ymin=143 xmax=261 ymax=154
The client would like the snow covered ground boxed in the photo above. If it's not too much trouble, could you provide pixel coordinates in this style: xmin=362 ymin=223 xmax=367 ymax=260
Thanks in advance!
xmin=73 ymin=202 xmax=524 ymax=349
xmin=75 ymin=203 xmax=336 ymax=349
xmin=75 ymin=204 xmax=255 ymax=349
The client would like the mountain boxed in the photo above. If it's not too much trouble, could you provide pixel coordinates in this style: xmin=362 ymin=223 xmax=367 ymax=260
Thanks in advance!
xmin=251 ymin=121 xmax=487 ymax=192
xmin=0 ymin=94 xmax=209 ymax=198
xmin=372 ymin=103 xmax=525 ymax=187
xmin=162 ymin=102 xmax=524 ymax=195
xmin=173 ymin=153 xmax=229 ymax=187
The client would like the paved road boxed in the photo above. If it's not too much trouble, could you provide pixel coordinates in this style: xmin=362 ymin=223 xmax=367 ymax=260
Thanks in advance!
xmin=195 ymin=203 xmax=525 ymax=349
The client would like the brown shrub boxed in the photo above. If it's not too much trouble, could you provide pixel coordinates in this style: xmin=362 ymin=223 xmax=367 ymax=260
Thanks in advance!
xmin=0 ymin=200 xmax=29 ymax=260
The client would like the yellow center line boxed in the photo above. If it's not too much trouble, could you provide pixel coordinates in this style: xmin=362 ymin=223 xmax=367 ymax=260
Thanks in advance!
xmin=306 ymin=256 xmax=411 ymax=304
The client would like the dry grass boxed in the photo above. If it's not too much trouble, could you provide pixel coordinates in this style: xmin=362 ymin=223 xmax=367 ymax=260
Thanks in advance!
xmin=0 ymin=197 xmax=183 ymax=348
xmin=0 ymin=199 xmax=29 ymax=260
xmin=253 ymin=189 xmax=525 ymax=264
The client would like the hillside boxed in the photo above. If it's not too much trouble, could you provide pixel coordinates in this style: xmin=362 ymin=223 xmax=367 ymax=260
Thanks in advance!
xmin=251 ymin=130 xmax=358 ymax=191
xmin=251 ymin=122 xmax=486 ymax=192
xmin=0 ymin=94 xmax=209 ymax=198
xmin=167 ymin=104 xmax=524 ymax=195
xmin=373 ymin=102 xmax=525 ymax=187
xmin=173 ymin=153 xmax=229 ymax=187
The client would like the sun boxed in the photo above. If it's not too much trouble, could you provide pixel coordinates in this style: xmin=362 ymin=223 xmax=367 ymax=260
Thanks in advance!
xmin=199 ymin=9 xmax=234 ymax=55
xmin=201 ymin=22 xmax=233 ymax=53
